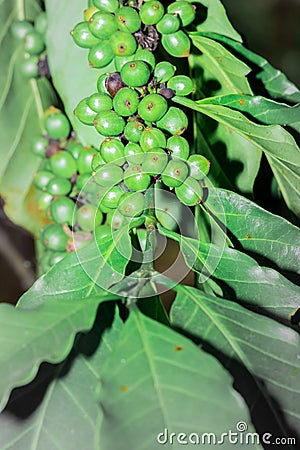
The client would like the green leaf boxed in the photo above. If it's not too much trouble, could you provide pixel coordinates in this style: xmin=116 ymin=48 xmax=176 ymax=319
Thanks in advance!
xmin=158 ymin=225 xmax=300 ymax=323
xmin=171 ymin=285 xmax=300 ymax=434
xmin=190 ymin=35 xmax=252 ymax=95
xmin=0 ymin=303 xmax=122 ymax=450
xmin=45 ymin=0 xmax=114 ymax=147
xmin=0 ymin=293 xmax=117 ymax=413
xmin=193 ymin=32 xmax=300 ymax=103
xmin=0 ymin=0 xmax=56 ymax=235
xmin=200 ymin=94 xmax=300 ymax=132
xmin=190 ymin=0 xmax=242 ymax=43
xmin=174 ymin=97 xmax=300 ymax=217
xmin=18 ymin=229 xmax=132 ymax=309
xmin=97 ymin=307 xmax=258 ymax=450
xmin=206 ymin=188 xmax=300 ymax=275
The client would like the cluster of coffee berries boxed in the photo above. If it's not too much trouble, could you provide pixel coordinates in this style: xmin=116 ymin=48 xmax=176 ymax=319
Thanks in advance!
xmin=31 ymin=107 xmax=108 ymax=272
xmin=11 ymin=11 xmax=49 ymax=79
xmin=71 ymin=0 xmax=196 ymax=68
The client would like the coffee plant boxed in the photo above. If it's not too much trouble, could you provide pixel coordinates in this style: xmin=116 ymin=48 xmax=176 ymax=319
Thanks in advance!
xmin=0 ymin=0 xmax=299 ymax=448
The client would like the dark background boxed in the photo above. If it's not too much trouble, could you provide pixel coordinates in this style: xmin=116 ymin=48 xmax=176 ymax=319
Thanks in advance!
xmin=1 ymin=0 xmax=300 ymax=303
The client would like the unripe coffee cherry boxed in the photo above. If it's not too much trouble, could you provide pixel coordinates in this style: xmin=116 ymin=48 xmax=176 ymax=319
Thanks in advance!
xmin=156 ymin=107 xmax=188 ymax=135
xmin=101 ymin=185 xmax=125 ymax=209
xmin=121 ymin=60 xmax=151 ymax=87
xmin=156 ymin=13 xmax=180 ymax=34
xmin=34 ymin=170 xmax=55 ymax=191
xmin=93 ymin=0 xmax=119 ymax=13
xmin=123 ymin=164 xmax=151 ymax=191
xmin=138 ymin=94 xmax=168 ymax=122
xmin=74 ymin=98 xmax=97 ymax=125
xmin=88 ymin=40 xmax=114 ymax=68
xmin=23 ymin=30 xmax=45 ymax=55
xmin=154 ymin=61 xmax=176 ymax=83
xmin=35 ymin=12 xmax=47 ymax=36
xmin=11 ymin=20 xmax=33 ymax=40
xmin=94 ymin=110 xmax=125 ymax=136
xmin=140 ymin=127 xmax=166 ymax=151
xmin=167 ymin=75 xmax=194 ymax=96
xmin=47 ymin=178 xmax=72 ymax=196
xmin=84 ymin=6 xmax=99 ymax=21
xmin=113 ymin=87 xmax=139 ymax=117
xmin=50 ymin=151 xmax=77 ymax=178
xmin=97 ymin=73 xmax=109 ymax=93
xmin=71 ymin=22 xmax=100 ymax=48
xmin=87 ymin=93 xmax=113 ymax=112
xmin=118 ymin=191 xmax=145 ymax=217
xmin=124 ymin=120 xmax=144 ymax=142
xmin=188 ymin=154 xmax=210 ymax=179
xmin=100 ymin=138 xmax=125 ymax=165
xmin=134 ymin=47 xmax=156 ymax=70
xmin=140 ymin=1 xmax=164 ymax=25
xmin=77 ymin=147 xmax=96 ymax=173
xmin=30 ymin=136 xmax=48 ymax=157
xmin=124 ymin=143 xmax=144 ymax=164
xmin=175 ymin=177 xmax=202 ymax=206
xmin=115 ymin=54 xmax=135 ymax=72
xmin=161 ymin=159 xmax=189 ymax=187
xmin=110 ymin=31 xmax=137 ymax=56
xmin=50 ymin=197 xmax=75 ymax=225
xmin=161 ymin=31 xmax=190 ymax=57
xmin=94 ymin=163 xmax=123 ymax=186
xmin=41 ymin=224 xmax=69 ymax=251
xmin=45 ymin=112 xmax=71 ymax=139
xmin=167 ymin=135 xmax=190 ymax=160
xmin=20 ymin=56 xmax=39 ymax=79
xmin=167 ymin=1 xmax=196 ymax=27
xmin=76 ymin=204 xmax=103 ymax=231
xmin=116 ymin=7 xmax=141 ymax=33
xmin=143 ymin=148 xmax=168 ymax=176
xmin=88 ymin=12 xmax=118 ymax=39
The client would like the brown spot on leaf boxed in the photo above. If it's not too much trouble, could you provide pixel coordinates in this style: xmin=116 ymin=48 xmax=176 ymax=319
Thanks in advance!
xmin=121 ymin=385 xmax=128 ymax=392
xmin=246 ymin=234 xmax=252 ymax=239
xmin=239 ymin=99 xmax=245 ymax=106
xmin=175 ymin=345 xmax=183 ymax=352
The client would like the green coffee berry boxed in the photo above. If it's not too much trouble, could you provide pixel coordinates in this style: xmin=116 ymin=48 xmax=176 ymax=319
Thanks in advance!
xmin=123 ymin=164 xmax=151 ymax=191
xmin=91 ymin=152 xmax=106 ymax=170
xmin=114 ymin=54 xmax=135 ymax=72
xmin=88 ymin=40 xmax=114 ymax=68
xmin=140 ymin=127 xmax=167 ymax=151
xmin=84 ymin=6 xmax=99 ymax=21
xmin=41 ymin=224 xmax=69 ymax=251
xmin=20 ymin=55 xmax=39 ymax=79
xmin=175 ymin=177 xmax=202 ymax=206
xmin=106 ymin=208 xmax=127 ymax=229
xmin=50 ymin=197 xmax=75 ymax=225
xmin=93 ymin=0 xmax=119 ymax=13
xmin=154 ymin=61 xmax=176 ymax=83
xmin=93 ymin=163 xmax=123 ymax=186
xmin=101 ymin=185 xmax=125 ymax=209
xmin=167 ymin=135 xmax=190 ymax=160
xmin=30 ymin=136 xmax=48 ymax=157
xmin=167 ymin=1 xmax=196 ymax=27
xmin=121 ymin=60 xmax=151 ymax=87
xmin=115 ymin=6 xmax=141 ymax=33
xmin=34 ymin=12 xmax=47 ymax=35
xmin=74 ymin=98 xmax=97 ymax=125
xmin=76 ymin=172 xmax=91 ymax=190
xmin=138 ymin=93 xmax=168 ymax=122
xmin=97 ymin=73 xmax=109 ymax=93
xmin=67 ymin=142 xmax=85 ymax=160
xmin=37 ymin=192 xmax=53 ymax=211
xmin=188 ymin=154 xmax=210 ymax=179
xmin=100 ymin=138 xmax=125 ymax=165
xmin=156 ymin=106 xmax=188 ymax=135
xmin=47 ymin=177 xmax=72 ymax=196
xmin=143 ymin=148 xmax=168 ymax=176
xmin=156 ymin=13 xmax=180 ymax=34
xmin=77 ymin=147 xmax=96 ymax=173
xmin=134 ymin=47 xmax=156 ymax=70
xmin=167 ymin=75 xmax=194 ymax=96
xmin=110 ymin=31 xmax=137 ymax=56
xmin=23 ymin=30 xmax=45 ymax=55
xmin=50 ymin=151 xmax=77 ymax=178
xmin=124 ymin=120 xmax=144 ymax=142
xmin=94 ymin=110 xmax=125 ymax=136
xmin=118 ymin=191 xmax=145 ymax=217
xmin=124 ymin=142 xmax=144 ymax=164
xmin=113 ymin=87 xmax=139 ymax=117
xmin=87 ymin=92 xmax=113 ymax=112
xmin=139 ymin=1 xmax=164 ymax=25
xmin=76 ymin=204 xmax=103 ymax=231
xmin=88 ymin=11 xmax=118 ymax=39
xmin=161 ymin=159 xmax=189 ymax=187
xmin=11 ymin=20 xmax=33 ymax=40
xmin=48 ymin=251 xmax=65 ymax=266
xmin=71 ymin=22 xmax=100 ymax=48
xmin=161 ymin=30 xmax=190 ymax=58
xmin=45 ymin=112 xmax=71 ymax=139
xmin=34 ymin=170 xmax=55 ymax=191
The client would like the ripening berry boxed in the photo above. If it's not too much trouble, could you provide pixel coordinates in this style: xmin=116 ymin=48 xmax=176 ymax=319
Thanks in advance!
xmin=134 ymin=47 xmax=156 ymax=70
